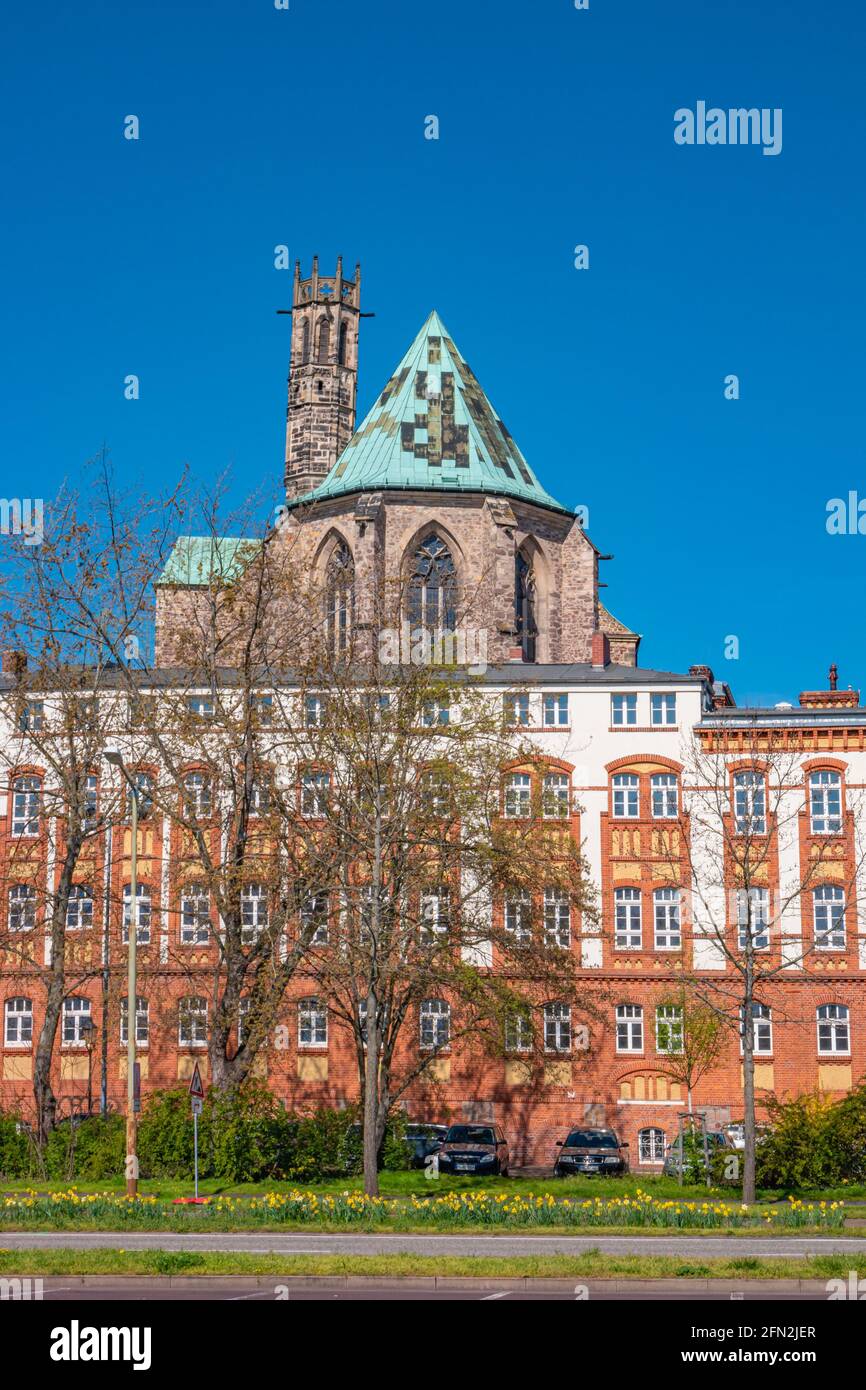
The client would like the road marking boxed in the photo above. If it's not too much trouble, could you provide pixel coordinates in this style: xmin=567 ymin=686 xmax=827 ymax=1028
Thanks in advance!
xmin=481 ymin=1290 xmax=512 ymax=1300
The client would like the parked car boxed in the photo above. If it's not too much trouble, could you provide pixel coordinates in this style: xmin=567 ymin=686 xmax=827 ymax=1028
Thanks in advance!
xmin=662 ymin=1130 xmax=730 ymax=1177
xmin=404 ymin=1123 xmax=449 ymax=1169
xmin=723 ymin=1122 xmax=770 ymax=1151
xmin=553 ymin=1128 xmax=629 ymax=1177
xmin=436 ymin=1124 xmax=510 ymax=1176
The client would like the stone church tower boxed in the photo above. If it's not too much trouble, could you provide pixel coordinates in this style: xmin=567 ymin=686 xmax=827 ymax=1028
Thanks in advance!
xmin=284 ymin=257 xmax=362 ymax=500
xmin=156 ymin=256 xmax=640 ymax=668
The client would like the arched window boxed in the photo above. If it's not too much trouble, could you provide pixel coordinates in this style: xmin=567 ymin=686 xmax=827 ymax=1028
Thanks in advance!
xmin=178 ymin=996 xmax=208 ymax=1047
xmin=740 ymin=1002 xmax=772 ymax=1055
xmin=809 ymin=771 xmax=842 ymax=834
xmin=817 ymin=1003 xmax=849 ymax=1055
xmin=121 ymin=996 xmax=149 ymax=1046
xmin=316 ymin=317 xmax=330 ymax=363
xmin=4 ymin=997 xmax=32 ymax=1047
xmin=419 ymin=998 xmax=450 ymax=1050
xmin=514 ymin=548 xmax=537 ymax=662
xmin=325 ymin=540 xmax=354 ymax=655
xmin=338 ymin=320 xmax=349 ymax=365
xmin=407 ymin=534 xmax=456 ymax=633
xmin=638 ymin=1127 xmax=666 ymax=1163
xmin=300 ymin=319 xmax=310 ymax=364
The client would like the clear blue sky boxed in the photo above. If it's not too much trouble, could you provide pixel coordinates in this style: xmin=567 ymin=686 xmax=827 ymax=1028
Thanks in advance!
xmin=3 ymin=0 xmax=865 ymax=705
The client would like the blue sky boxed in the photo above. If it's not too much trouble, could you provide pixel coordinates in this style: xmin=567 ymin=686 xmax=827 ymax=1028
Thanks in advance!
xmin=2 ymin=0 xmax=865 ymax=704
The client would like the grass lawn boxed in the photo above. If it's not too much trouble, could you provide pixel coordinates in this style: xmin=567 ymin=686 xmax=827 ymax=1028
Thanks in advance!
xmin=3 ymin=1171 xmax=864 ymax=1203
xmin=0 ymin=1248 xmax=864 ymax=1281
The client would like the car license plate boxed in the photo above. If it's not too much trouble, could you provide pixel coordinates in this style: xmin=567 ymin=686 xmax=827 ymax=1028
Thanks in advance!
xmin=455 ymin=1163 xmax=473 ymax=1171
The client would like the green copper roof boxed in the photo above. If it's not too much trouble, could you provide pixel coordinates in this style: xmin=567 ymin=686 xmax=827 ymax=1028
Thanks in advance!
xmin=289 ymin=310 xmax=568 ymax=513
xmin=157 ymin=536 xmax=262 ymax=586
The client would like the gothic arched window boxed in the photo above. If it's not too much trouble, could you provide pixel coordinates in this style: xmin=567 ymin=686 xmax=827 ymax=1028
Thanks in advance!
xmin=317 ymin=318 xmax=331 ymax=364
xmin=515 ymin=548 xmax=537 ymax=662
xmin=407 ymin=534 xmax=457 ymax=634
xmin=339 ymin=321 xmax=349 ymax=366
xmin=300 ymin=320 xmax=310 ymax=365
xmin=325 ymin=541 xmax=354 ymax=655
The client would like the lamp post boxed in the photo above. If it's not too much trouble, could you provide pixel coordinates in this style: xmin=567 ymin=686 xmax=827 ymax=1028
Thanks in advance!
xmin=103 ymin=749 xmax=139 ymax=1197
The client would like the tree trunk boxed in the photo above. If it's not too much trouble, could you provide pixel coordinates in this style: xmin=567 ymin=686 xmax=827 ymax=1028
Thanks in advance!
xmin=363 ymin=984 xmax=380 ymax=1197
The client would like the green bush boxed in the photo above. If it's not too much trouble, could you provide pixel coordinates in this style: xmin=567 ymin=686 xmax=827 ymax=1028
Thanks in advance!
xmin=44 ymin=1115 xmax=126 ymax=1181
xmin=137 ymin=1088 xmax=213 ymax=1179
xmin=756 ymin=1083 xmax=866 ymax=1189
xmin=0 ymin=1112 xmax=31 ymax=1179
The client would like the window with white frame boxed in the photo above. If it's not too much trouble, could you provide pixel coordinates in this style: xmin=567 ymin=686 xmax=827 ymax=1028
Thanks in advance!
xmin=251 ymin=693 xmax=273 ymax=726
xmin=650 ymin=773 xmax=678 ymax=819
xmin=183 ymin=771 xmax=212 ymax=818
xmin=304 ymin=694 xmax=326 ymax=728
xmin=186 ymin=695 xmax=214 ymax=719
xmin=419 ymin=998 xmax=450 ymax=1050
xmin=120 ymin=995 xmax=149 ymax=1046
xmin=66 ymin=884 xmax=93 ymax=931
xmin=817 ymin=1003 xmax=849 ymax=1054
xmin=638 ymin=1127 xmax=666 ymax=1163
xmin=615 ymin=887 xmax=641 ymax=949
xmin=653 ymin=888 xmax=681 ymax=949
xmin=300 ymin=890 xmax=330 ymax=945
xmin=82 ymin=774 xmax=98 ymax=832
xmin=612 ymin=773 xmax=639 ymax=818
xmin=419 ymin=889 xmax=449 ymax=944
xmin=241 ymin=882 xmax=268 ymax=943
xmin=62 ymin=996 xmax=91 ymax=1046
xmin=543 ymin=1002 xmax=571 ymax=1052
xmin=505 ymin=1011 xmax=533 ymax=1052
xmin=180 ymin=884 xmax=210 ymax=945
xmin=543 ymin=694 xmax=568 ymax=727
xmin=178 ymin=996 xmax=208 ymax=1047
xmin=301 ymin=771 xmax=330 ymax=817
xmin=237 ymin=997 xmax=250 ymax=1047
xmin=248 ymin=776 xmax=271 ymax=816
xmin=651 ymin=693 xmax=676 ymax=726
xmin=422 ymin=698 xmax=450 ymax=727
xmin=733 ymin=770 xmax=766 ymax=834
xmin=737 ymin=887 xmax=770 ymax=951
xmin=542 ymin=773 xmax=570 ymax=819
xmin=813 ymin=885 xmax=846 ymax=950
xmin=504 ymin=891 xmax=532 ymax=945
xmin=611 ymin=694 xmax=636 ymax=726
xmin=809 ymin=771 xmax=842 ymax=835
xmin=4 ymin=996 xmax=32 ymax=1047
xmin=123 ymin=883 xmax=151 ymax=945
xmin=811 ymin=772 xmax=845 ymax=834
xmin=504 ymin=772 xmax=531 ymax=818
xmin=18 ymin=700 xmax=43 ymax=733
xmin=544 ymin=888 xmax=570 ymax=948
xmin=131 ymin=771 xmax=154 ymax=820
xmin=12 ymin=776 xmax=41 ymax=836
xmin=655 ymin=1005 xmax=684 ymax=1054
xmin=504 ymin=693 xmax=530 ymax=727
xmin=421 ymin=768 xmax=451 ymax=817
xmin=298 ymin=997 xmax=327 ymax=1048
xmin=8 ymin=884 xmax=36 ymax=932
xmin=740 ymin=1002 xmax=772 ymax=1055
xmin=616 ymin=1004 xmax=643 ymax=1052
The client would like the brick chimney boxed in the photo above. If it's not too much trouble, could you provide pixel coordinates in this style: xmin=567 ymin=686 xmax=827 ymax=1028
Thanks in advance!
xmin=799 ymin=664 xmax=860 ymax=710
xmin=2 ymin=650 xmax=27 ymax=676
xmin=591 ymin=631 xmax=610 ymax=669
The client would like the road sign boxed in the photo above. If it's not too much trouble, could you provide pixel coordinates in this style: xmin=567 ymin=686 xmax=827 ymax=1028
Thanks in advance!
xmin=191 ymin=1097 xmax=203 ymax=1117
xmin=188 ymin=1062 xmax=205 ymax=1099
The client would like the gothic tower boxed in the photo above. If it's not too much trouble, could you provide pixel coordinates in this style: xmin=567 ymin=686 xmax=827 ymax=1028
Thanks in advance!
xmin=284 ymin=256 xmax=362 ymax=501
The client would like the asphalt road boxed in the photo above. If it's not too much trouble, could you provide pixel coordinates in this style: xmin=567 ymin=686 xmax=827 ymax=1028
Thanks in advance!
xmin=3 ymin=1232 xmax=866 ymax=1256
xmin=23 ymin=1276 xmax=840 ymax=1301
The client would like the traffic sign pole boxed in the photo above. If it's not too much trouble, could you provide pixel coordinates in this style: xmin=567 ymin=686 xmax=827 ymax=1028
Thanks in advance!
xmin=188 ymin=1064 xmax=205 ymax=1199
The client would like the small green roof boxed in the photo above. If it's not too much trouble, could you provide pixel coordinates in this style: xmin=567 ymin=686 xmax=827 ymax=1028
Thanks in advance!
xmin=288 ymin=310 xmax=568 ymax=513
xmin=157 ymin=536 xmax=262 ymax=586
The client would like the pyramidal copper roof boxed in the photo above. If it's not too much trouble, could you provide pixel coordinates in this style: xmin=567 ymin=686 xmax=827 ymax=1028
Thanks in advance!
xmin=288 ymin=310 xmax=569 ymax=513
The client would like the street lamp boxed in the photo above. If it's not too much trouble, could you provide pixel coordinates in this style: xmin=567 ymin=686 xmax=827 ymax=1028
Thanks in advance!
xmin=103 ymin=747 xmax=140 ymax=1197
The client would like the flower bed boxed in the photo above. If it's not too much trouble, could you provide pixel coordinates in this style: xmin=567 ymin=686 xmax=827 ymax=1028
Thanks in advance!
xmin=0 ymin=1187 xmax=847 ymax=1231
